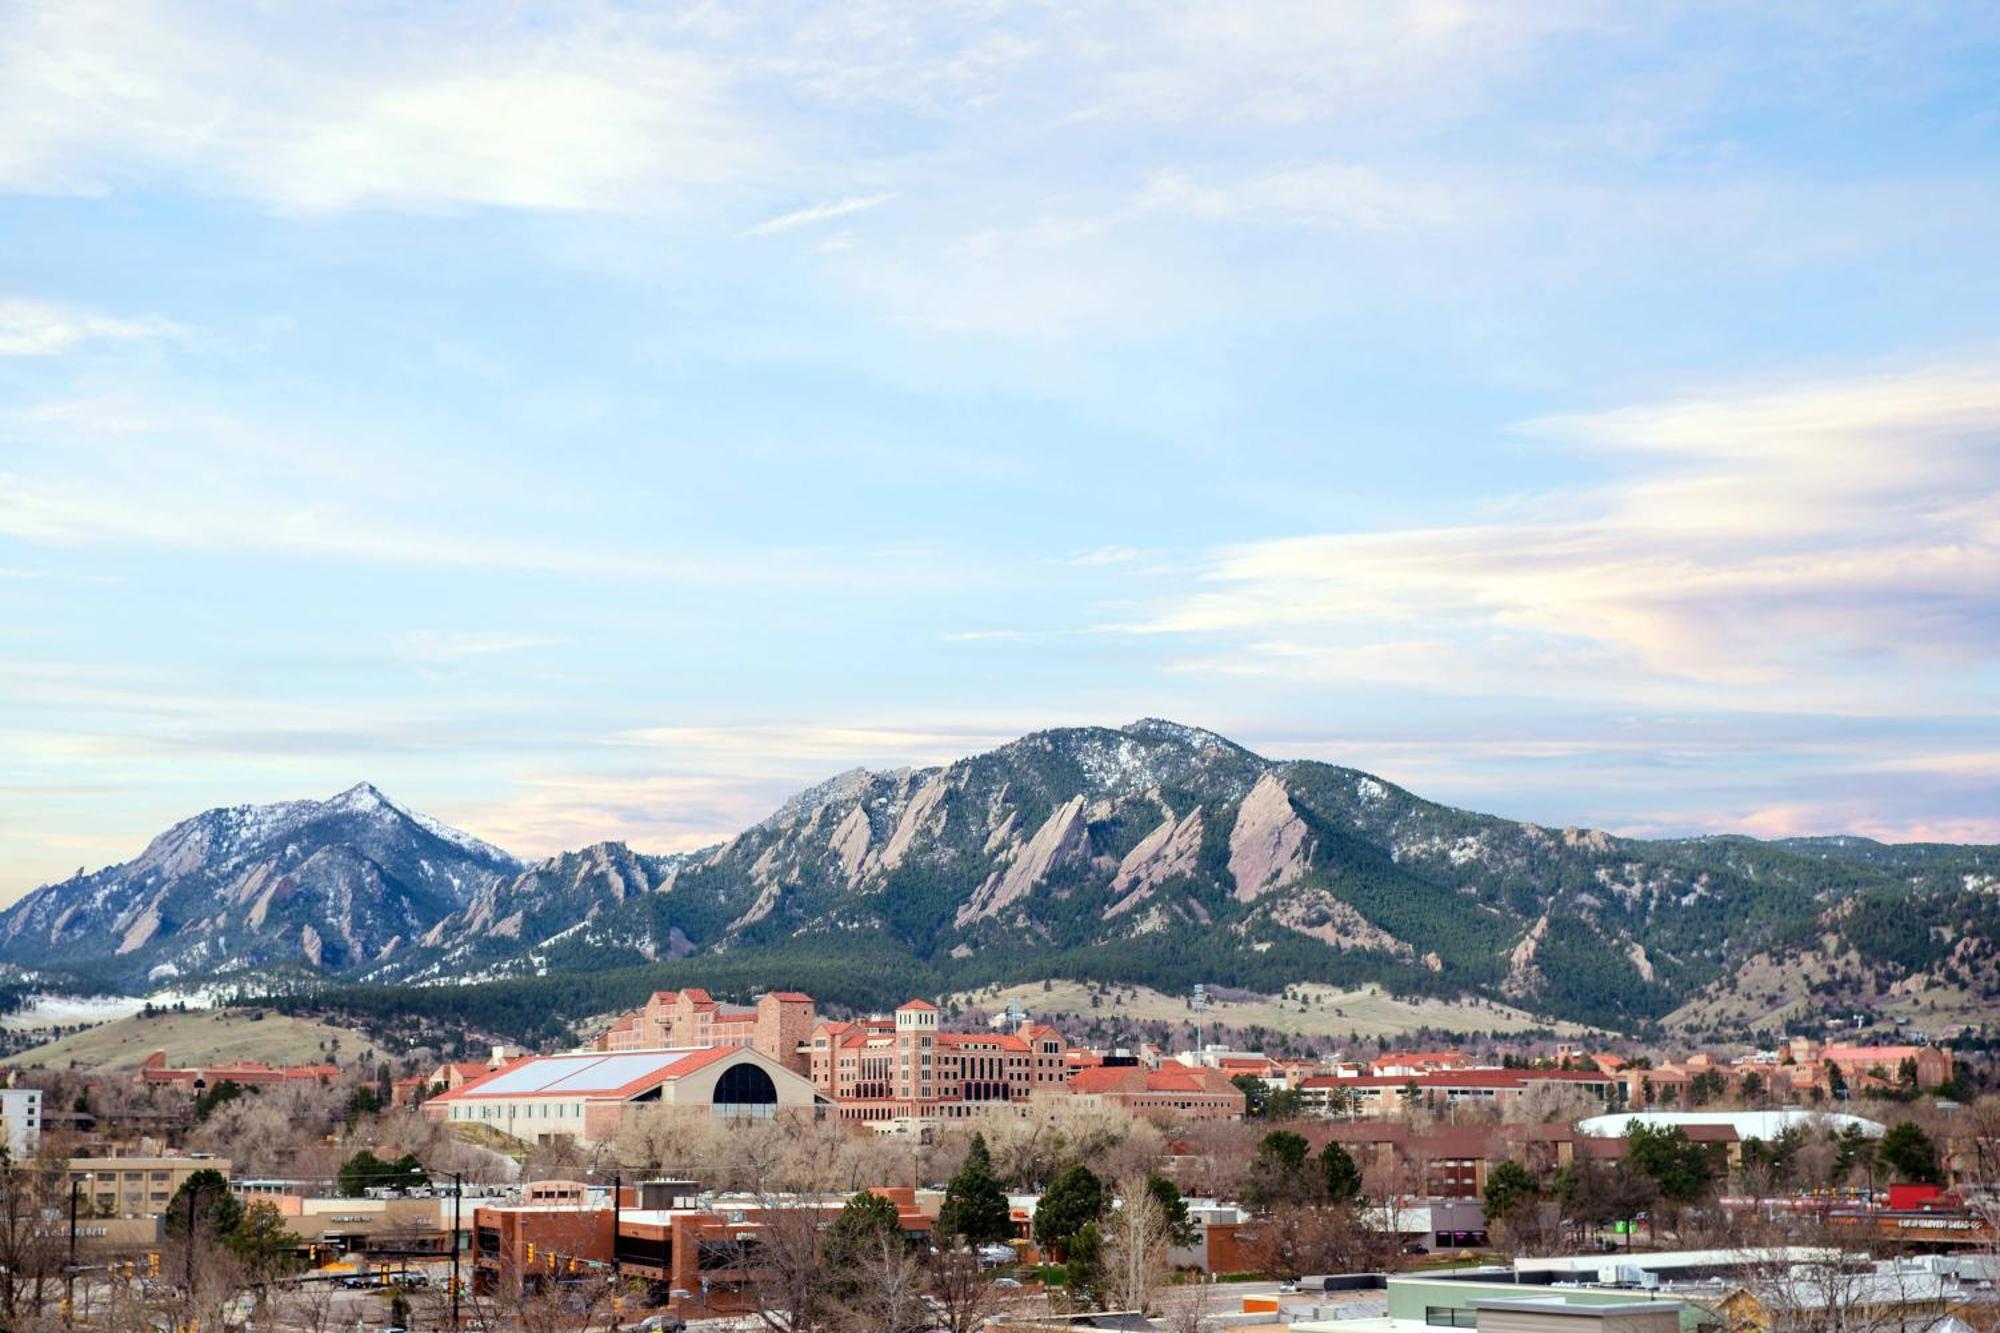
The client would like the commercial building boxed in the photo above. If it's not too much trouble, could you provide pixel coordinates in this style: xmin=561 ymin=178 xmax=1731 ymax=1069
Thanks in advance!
xmin=424 ymin=1045 xmax=821 ymax=1145
xmin=472 ymin=1182 xmax=931 ymax=1314
xmin=68 ymin=1153 xmax=229 ymax=1218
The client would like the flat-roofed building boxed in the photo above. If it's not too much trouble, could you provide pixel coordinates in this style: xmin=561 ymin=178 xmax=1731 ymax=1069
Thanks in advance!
xmin=68 ymin=1154 xmax=229 ymax=1218
xmin=1299 ymin=1069 xmax=1618 ymax=1118
xmin=0 ymin=1088 xmax=42 ymax=1157
xmin=1473 ymin=1298 xmax=1683 ymax=1333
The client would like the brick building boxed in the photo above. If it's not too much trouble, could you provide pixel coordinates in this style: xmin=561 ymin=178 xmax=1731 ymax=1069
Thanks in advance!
xmin=473 ymin=1183 xmax=932 ymax=1313
xmin=1067 ymin=1063 xmax=1246 ymax=1121
xmin=809 ymin=1000 xmax=1071 ymax=1124
xmin=595 ymin=989 xmax=817 ymax=1077
xmin=136 ymin=1051 xmax=338 ymax=1093
xmin=1296 ymin=1068 xmax=1619 ymax=1118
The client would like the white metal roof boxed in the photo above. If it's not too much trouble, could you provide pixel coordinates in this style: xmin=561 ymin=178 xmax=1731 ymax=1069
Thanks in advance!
xmin=1576 ymin=1110 xmax=1884 ymax=1140
xmin=467 ymin=1049 xmax=708 ymax=1096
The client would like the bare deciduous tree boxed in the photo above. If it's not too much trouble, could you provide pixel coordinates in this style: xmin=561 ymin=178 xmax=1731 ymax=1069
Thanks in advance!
xmin=1102 ymin=1176 xmax=1172 ymax=1315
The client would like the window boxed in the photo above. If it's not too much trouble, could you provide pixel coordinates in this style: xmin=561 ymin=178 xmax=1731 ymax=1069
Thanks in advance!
xmin=1425 ymin=1308 xmax=1477 ymax=1328
xmin=714 ymin=1063 xmax=779 ymax=1118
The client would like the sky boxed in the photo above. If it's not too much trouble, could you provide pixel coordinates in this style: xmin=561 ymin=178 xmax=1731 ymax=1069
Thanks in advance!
xmin=2 ymin=2 xmax=1998 ymax=900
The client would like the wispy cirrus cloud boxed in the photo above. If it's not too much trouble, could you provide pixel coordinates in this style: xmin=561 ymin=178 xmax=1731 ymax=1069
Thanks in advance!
xmin=748 ymin=192 xmax=897 ymax=236
xmin=0 ymin=299 xmax=181 ymax=356
xmin=391 ymin=631 xmax=563 ymax=666
xmin=615 ymin=721 xmax=1021 ymax=771
xmin=1133 ymin=359 xmax=2000 ymax=710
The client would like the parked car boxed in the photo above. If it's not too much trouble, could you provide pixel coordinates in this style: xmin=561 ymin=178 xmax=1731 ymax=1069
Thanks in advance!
xmin=630 ymin=1314 xmax=687 ymax=1332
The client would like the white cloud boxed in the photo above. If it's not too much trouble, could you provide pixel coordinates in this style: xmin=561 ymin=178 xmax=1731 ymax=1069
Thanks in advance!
xmin=615 ymin=721 xmax=1019 ymax=770
xmin=1133 ymin=359 xmax=2000 ymax=709
xmin=0 ymin=299 xmax=181 ymax=356
xmin=749 ymin=192 xmax=896 ymax=236
xmin=1141 ymin=165 xmax=1457 ymax=231
xmin=391 ymin=631 xmax=562 ymax=665
xmin=0 ymin=2 xmax=758 ymax=214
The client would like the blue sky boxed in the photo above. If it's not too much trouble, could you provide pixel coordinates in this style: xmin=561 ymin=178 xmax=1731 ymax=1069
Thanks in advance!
xmin=3 ymin=2 xmax=1998 ymax=899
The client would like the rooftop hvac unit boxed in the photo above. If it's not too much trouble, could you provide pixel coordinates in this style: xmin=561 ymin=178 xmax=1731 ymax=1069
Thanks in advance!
xmin=638 ymin=1179 xmax=700 ymax=1210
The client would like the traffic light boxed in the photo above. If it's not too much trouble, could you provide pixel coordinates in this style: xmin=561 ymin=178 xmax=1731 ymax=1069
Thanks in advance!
xmin=147 ymin=1252 xmax=161 ymax=1277
xmin=526 ymin=1242 xmax=536 ymax=1264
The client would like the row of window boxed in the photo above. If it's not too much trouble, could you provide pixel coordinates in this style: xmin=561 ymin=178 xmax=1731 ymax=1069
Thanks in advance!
xmin=448 ymin=1102 xmax=580 ymax=1121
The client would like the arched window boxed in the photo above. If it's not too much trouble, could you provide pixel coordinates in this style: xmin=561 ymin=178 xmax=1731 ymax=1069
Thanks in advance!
xmin=714 ymin=1062 xmax=779 ymax=1119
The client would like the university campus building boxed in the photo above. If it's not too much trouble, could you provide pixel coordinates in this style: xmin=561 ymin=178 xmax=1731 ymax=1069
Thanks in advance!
xmin=424 ymin=1046 xmax=821 ymax=1146
xmin=809 ymin=1000 xmax=1072 ymax=1125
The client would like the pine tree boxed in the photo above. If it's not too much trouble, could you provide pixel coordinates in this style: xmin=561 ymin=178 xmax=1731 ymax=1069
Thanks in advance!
xmin=937 ymin=1133 xmax=1014 ymax=1246
xmin=1033 ymin=1164 xmax=1105 ymax=1257
xmin=1321 ymin=1142 xmax=1363 ymax=1204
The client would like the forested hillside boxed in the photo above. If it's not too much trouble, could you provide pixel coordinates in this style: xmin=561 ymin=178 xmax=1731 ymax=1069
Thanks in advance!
xmin=8 ymin=721 xmax=1993 ymax=1038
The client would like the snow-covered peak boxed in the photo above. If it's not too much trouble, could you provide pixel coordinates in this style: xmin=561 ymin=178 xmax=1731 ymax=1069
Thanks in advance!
xmin=127 ymin=783 xmax=517 ymax=879
xmin=326 ymin=781 xmax=389 ymax=814
xmin=758 ymin=767 xmax=885 ymax=828
xmin=1120 ymin=718 xmax=1261 ymax=757
xmin=323 ymin=784 xmax=517 ymax=867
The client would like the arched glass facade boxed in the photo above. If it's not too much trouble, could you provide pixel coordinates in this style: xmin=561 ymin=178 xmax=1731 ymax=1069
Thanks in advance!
xmin=713 ymin=1061 xmax=779 ymax=1118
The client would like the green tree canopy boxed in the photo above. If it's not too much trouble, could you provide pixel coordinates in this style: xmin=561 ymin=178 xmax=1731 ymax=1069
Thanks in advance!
xmin=1624 ymin=1123 xmax=1713 ymax=1203
xmin=1062 ymin=1221 xmax=1106 ymax=1308
xmin=1483 ymin=1159 xmax=1540 ymax=1222
xmin=224 ymin=1200 xmax=302 ymax=1277
xmin=1243 ymin=1130 xmax=1316 ymax=1212
xmin=937 ymin=1133 xmax=1014 ymax=1246
xmin=1232 ymin=1073 xmax=1272 ymax=1117
xmin=1145 ymin=1173 xmax=1197 ymax=1247
xmin=1033 ymin=1163 xmax=1105 ymax=1256
xmin=193 ymin=1079 xmax=245 ymax=1123
xmin=1321 ymin=1142 xmax=1362 ymax=1204
xmin=824 ymin=1189 xmax=908 ymax=1274
xmin=164 ymin=1169 xmax=242 ymax=1239
xmin=1879 ymin=1122 xmax=1942 ymax=1185
xmin=336 ymin=1150 xmax=429 ymax=1197
xmin=1259 ymin=1131 xmax=1310 ymax=1171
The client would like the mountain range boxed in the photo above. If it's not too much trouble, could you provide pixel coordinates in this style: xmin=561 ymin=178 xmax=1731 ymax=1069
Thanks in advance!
xmin=4 ymin=719 xmax=1995 ymax=1036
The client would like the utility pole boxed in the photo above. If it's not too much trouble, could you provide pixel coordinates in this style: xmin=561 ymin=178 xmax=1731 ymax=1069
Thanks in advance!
xmin=66 ymin=1173 xmax=88 ymax=1326
xmin=184 ymin=1179 xmax=199 ymax=1290
xmin=449 ymin=1170 xmax=464 ymax=1332
xmin=609 ymin=1172 xmax=622 ymax=1332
